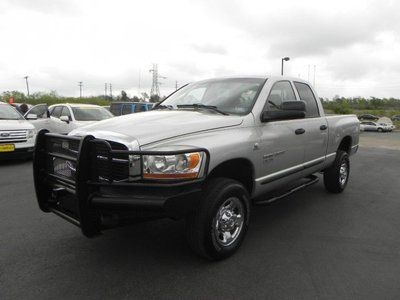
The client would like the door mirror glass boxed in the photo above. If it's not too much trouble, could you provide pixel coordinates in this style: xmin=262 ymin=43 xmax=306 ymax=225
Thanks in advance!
xmin=261 ymin=101 xmax=306 ymax=122
xmin=25 ymin=113 xmax=38 ymax=120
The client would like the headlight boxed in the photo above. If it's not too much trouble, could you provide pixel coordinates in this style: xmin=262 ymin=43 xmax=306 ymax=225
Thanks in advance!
xmin=27 ymin=129 xmax=36 ymax=139
xmin=143 ymin=152 xmax=205 ymax=180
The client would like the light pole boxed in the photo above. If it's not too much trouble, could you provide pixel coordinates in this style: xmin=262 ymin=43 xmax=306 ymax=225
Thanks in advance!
xmin=281 ymin=57 xmax=290 ymax=76
xmin=24 ymin=76 xmax=30 ymax=97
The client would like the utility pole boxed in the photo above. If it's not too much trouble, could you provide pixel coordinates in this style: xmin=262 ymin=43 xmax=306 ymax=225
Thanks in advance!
xmin=104 ymin=83 xmax=108 ymax=99
xmin=24 ymin=76 xmax=30 ymax=97
xmin=78 ymin=81 xmax=83 ymax=98
xmin=109 ymin=83 xmax=112 ymax=99
xmin=149 ymin=64 xmax=166 ymax=97
xmin=175 ymin=80 xmax=178 ymax=91
xmin=307 ymin=65 xmax=310 ymax=81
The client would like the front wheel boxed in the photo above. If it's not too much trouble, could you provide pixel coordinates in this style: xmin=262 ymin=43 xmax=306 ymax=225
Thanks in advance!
xmin=377 ymin=128 xmax=383 ymax=132
xmin=185 ymin=178 xmax=250 ymax=260
xmin=323 ymin=150 xmax=350 ymax=193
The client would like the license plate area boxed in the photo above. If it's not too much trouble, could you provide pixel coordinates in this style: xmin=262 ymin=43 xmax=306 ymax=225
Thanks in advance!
xmin=0 ymin=144 xmax=15 ymax=152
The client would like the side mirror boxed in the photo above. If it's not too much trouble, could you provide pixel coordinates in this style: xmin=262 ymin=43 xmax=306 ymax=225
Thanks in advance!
xmin=60 ymin=116 xmax=70 ymax=123
xmin=26 ymin=113 xmax=38 ymax=120
xmin=261 ymin=100 xmax=306 ymax=122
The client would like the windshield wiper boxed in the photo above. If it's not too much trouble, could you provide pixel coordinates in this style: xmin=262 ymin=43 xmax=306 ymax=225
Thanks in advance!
xmin=153 ymin=104 xmax=173 ymax=110
xmin=177 ymin=104 xmax=229 ymax=115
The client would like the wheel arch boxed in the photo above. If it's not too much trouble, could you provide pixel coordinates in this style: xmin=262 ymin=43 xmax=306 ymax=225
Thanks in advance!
xmin=338 ymin=135 xmax=352 ymax=154
xmin=207 ymin=158 xmax=255 ymax=196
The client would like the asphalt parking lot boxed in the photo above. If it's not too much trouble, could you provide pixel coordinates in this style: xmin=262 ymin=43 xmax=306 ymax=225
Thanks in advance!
xmin=1 ymin=133 xmax=400 ymax=299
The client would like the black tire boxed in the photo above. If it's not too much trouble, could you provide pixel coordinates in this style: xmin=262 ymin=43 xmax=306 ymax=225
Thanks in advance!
xmin=377 ymin=128 xmax=383 ymax=132
xmin=185 ymin=177 xmax=250 ymax=260
xmin=323 ymin=150 xmax=350 ymax=193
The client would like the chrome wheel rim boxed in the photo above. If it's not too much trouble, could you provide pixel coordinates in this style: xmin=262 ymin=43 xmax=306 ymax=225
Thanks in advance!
xmin=213 ymin=197 xmax=244 ymax=247
xmin=339 ymin=161 xmax=348 ymax=186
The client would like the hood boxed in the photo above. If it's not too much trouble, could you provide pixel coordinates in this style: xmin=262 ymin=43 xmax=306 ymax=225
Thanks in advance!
xmin=69 ymin=110 xmax=243 ymax=147
xmin=0 ymin=119 xmax=35 ymax=131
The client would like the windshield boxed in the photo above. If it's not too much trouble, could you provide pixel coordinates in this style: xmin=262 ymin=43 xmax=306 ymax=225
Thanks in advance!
xmin=72 ymin=107 xmax=113 ymax=121
xmin=161 ymin=78 xmax=265 ymax=115
xmin=0 ymin=104 xmax=24 ymax=120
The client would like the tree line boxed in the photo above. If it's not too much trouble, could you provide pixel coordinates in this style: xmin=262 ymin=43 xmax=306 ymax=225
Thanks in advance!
xmin=321 ymin=96 xmax=400 ymax=115
xmin=1 ymin=90 xmax=162 ymax=106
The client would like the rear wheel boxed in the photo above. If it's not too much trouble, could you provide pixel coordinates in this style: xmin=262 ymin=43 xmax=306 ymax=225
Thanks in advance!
xmin=324 ymin=150 xmax=350 ymax=193
xmin=186 ymin=178 xmax=250 ymax=260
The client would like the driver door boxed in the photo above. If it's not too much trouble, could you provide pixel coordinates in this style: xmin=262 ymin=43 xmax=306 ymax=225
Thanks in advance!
xmin=257 ymin=81 xmax=306 ymax=187
xmin=25 ymin=104 xmax=55 ymax=132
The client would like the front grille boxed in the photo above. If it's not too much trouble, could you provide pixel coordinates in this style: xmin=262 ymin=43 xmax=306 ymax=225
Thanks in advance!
xmin=45 ymin=136 xmax=80 ymax=185
xmin=53 ymin=158 xmax=77 ymax=180
xmin=91 ymin=141 xmax=129 ymax=182
xmin=46 ymin=137 xmax=80 ymax=157
xmin=0 ymin=130 xmax=27 ymax=143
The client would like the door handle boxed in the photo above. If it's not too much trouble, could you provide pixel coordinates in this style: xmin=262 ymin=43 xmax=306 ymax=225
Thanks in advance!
xmin=320 ymin=125 xmax=328 ymax=130
xmin=295 ymin=128 xmax=305 ymax=135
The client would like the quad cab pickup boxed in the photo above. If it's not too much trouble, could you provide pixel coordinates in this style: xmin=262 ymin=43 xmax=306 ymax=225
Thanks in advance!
xmin=33 ymin=76 xmax=359 ymax=260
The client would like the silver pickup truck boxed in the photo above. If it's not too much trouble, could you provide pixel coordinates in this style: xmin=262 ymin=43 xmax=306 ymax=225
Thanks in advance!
xmin=33 ymin=76 xmax=359 ymax=260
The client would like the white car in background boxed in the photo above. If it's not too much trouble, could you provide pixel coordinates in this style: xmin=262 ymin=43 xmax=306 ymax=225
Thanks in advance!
xmin=360 ymin=121 xmax=392 ymax=132
xmin=0 ymin=102 xmax=37 ymax=159
xmin=25 ymin=103 xmax=113 ymax=134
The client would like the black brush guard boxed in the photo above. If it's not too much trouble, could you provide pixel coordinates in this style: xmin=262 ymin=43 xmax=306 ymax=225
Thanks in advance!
xmin=33 ymin=130 xmax=207 ymax=237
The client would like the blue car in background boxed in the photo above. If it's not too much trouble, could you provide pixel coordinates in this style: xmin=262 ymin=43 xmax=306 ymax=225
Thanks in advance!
xmin=110 ymin=102 xmax=154 ymax=116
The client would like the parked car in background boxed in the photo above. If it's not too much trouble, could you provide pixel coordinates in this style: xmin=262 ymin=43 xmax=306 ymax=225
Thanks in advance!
xmin=358 ymin=114 xmax=379 ymax=121
xmin=0 ymin=102 xmax=36 ymax=159
xmin=360 ymin=121 xmax=391 ymax=132
xmin=110 ymin=102 xmax=153 ymax=116
xmin=392 ymin=115 xmax=400 ymax=121
xmin=25 ymin=103 xmax=113 ymax=134
xmin=379 ymin=123 xmax=395 ymax=131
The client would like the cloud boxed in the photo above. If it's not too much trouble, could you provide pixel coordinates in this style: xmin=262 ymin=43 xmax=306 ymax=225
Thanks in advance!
xmin=190 ymin=43 xmax=228 ymax=55
xmin=1 ymin=0 xmax=400 ymax=98
xmin=2 ymin=0 xmax=80 ymax=14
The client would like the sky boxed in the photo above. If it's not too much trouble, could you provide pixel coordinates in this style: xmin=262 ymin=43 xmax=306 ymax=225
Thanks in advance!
xmin=1 ymin=0 xmax=400 ymax=99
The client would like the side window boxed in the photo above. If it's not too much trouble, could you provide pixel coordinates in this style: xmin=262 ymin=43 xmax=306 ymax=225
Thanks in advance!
xmin=51 ymin=106 xmax=63 ymax=118
xmin=27 ymin=105 xmax=48 ymax=118
xmin=135 ymin=104 xmax=146 ymax=112
xmin=266 ymin=81 xmax=296 ymax=111
xmin=122 ymin=104 xmax=132 ymax=115
xmin=110 ymin=104 xmax=122 ymax=116
xmin=294 ymin=82 xmax=320 ymax=118
xmin=61 ymin=106 xmax=72 ymax=120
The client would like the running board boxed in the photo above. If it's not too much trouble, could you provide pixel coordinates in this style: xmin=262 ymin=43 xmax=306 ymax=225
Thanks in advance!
xmin=254 ymin=175 xmax=319 ymax=206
